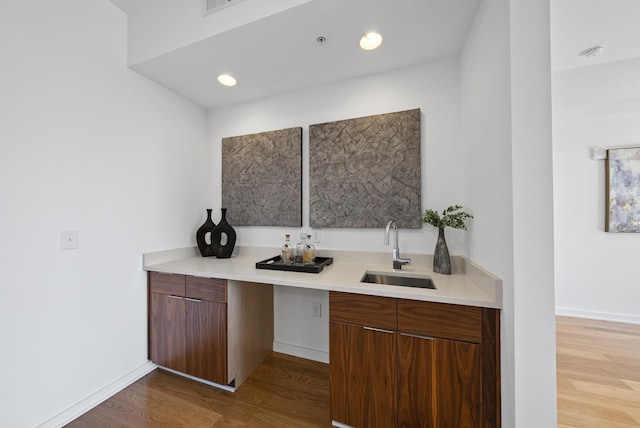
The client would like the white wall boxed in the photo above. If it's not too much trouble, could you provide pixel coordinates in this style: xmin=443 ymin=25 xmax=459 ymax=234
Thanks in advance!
xmin=0 ymin=1 xmax=209 ymax=427
xmin=509 ymin=1 xmax=557 ymax=426
xmin=553 ymin=57 xmax=640 ymax=324
xmin=461 ymin=0 xmax=556 ymax=426
xmin=207 ymin=58 xmax=466 ymax=360
xmin=460 ymin=1 xmax=515 ymax=425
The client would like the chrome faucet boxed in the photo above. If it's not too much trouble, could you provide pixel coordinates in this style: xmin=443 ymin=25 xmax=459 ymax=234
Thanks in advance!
xmin=384 ymin=219 xmax=412 ymax=270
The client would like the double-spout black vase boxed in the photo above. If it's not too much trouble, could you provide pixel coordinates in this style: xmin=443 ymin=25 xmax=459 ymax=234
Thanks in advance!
xmin=212 ymin=208 xmax=236 ymax=258
xmin=196 ymin=209 xmax=217 ymax=257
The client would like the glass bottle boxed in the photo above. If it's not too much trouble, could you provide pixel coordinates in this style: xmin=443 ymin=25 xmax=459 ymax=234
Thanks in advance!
xmin=295 ymin=232 xmax=306 ymax=265
xmin=281 ymin=234 xmax=294 ymax=264
xmin=302 ymin=234 xmax=316 ymax=265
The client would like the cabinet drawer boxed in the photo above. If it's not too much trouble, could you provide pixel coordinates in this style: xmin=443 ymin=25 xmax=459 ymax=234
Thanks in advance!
xmin=329 ymin=292 xmax=397 ymax=331
xmin=397 ymin=299 xmax=482 ymax=344
xmin=149 ymin=272 xmax=185 ymax=296
xmin=186 ymin=276 xmax=226 ymax=303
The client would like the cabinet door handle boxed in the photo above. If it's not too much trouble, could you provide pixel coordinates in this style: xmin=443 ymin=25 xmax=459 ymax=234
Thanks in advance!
xmin=185 ymin=298 xmax=202 ymax=303
xmin=167 ymin=295 xmax=183 ymax=300
xmin=400 ymin=332 xmax=435 ymax=340
xmin=363 ymin=326 xmax=395 ymax=334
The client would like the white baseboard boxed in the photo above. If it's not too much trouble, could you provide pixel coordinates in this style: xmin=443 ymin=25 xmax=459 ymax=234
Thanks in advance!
xmin=158 ymin=366 xmax=235 ymax=392
xmin=556 ymin=307 xmax=640 ymax=325
xmin=37 ymin=361 xmax=157 ymax=428
xmin=332 ymin=421 xmax=355 ymax=428
xmin=273 ymin=341 xmax=329 ymax=364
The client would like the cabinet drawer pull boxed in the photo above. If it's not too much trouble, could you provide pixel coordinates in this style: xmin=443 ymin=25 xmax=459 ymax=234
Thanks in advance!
xmin=400 ymin=332 xmax=435 ymax=340
xmin=363 ymin=326 xmax=395 ymax=334
xmin=167 ymin=295 xmax=183 ymax=300
xmin=185 ymin=298 xmax=202 ymax=303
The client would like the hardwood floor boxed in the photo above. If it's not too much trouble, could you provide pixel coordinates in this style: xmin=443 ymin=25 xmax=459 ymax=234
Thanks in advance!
xmin=66 ymin=318 xmax=640 ymax=427
xmin=65 ymin=353 xmax=330 ymax=428
xmin=557 ymin=316 xmax=640 ymax=427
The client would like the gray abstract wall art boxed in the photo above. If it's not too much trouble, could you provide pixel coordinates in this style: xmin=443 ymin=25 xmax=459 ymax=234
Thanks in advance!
xmin=606 ymin=147 xmax=640 ymax=232
xmin=309 ymin=109 xmax=422 ymax=229
xmin=222 ymin=127 xmax=302 ymax=227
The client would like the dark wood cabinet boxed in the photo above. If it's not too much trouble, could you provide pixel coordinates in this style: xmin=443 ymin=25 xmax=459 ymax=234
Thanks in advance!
xmin=149 ymin=272 xmax=228 ymax=384
xmin=185 ymin=298 xmax=227 ymax=384
xmin=330 ymin=321 xmax=397 ymax=428
xmin=184 ymin=275 xmax=227 ymax=384
xmin=148 ymin=272 xmax=274 ymax=389
xmin=150 ymin=292 xmax=186 ymax=372
xmin=329 ymin=292 xmax=397 ymax=428
xmin=329 ymin=292 xmax=500 ymax=428
xmin=397 ymin=299 xmax=485 ymax=428
xmin=397 ymin=333 xmax=481 ymax=427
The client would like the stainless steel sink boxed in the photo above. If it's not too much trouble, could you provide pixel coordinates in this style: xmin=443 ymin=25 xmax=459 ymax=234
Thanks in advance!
xmin=360 ymin=271 xmax=436 ymax=289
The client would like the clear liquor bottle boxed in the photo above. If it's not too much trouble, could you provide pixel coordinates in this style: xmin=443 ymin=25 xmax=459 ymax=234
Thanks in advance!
xmin=295 ymin=232 xmax=306 ymax=265
xmin=281 ymin=234 xmax=294 ymax=264
xmin=302 ymin=234 xmax=316 ymax=265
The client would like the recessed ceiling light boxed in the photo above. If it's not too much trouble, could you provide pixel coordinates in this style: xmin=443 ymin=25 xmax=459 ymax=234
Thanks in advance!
xmin=359 ymin=32 xmax=382 ymax=51
xmin=217 ymin=74 xmax=237 ymax=87
xmin=579 ymin=45 xmax=605 ymax=58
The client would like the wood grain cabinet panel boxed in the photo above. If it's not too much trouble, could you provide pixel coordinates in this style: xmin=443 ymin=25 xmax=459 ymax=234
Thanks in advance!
xmin=149 ymin=274 xmax=228 ymax=385
xmin=397 ymin=299 xmax=482 ymax=344
xmin=432 ymin=339 xmax=482 ymax=427
xmin=185 ymin=299 xmax=227 ymax=384
xmin=329 ymin=292 xmax=397 ymax=330
xmin=329 ymin=291 xmax=500 ymax=428
xmin=359 ymin=326 xmax=397 ymax=428
xmin=150 ymin=293 xmax=186 ymax=373
xmin=186 ymin=276 xmax=226 ymax=302
xmin=398 ymin=333 xmax=482 ymax=428
xmin=329 ymin=321 xmax=397 ymax=428
xmin=149 ymin=272 xmax=185 ymax=296
xmin=149 ymin=273 xmax=274 ymax=391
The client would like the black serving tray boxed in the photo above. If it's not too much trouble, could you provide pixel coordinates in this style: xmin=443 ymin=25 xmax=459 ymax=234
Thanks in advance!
xmin=255 ymin=255 xmax=334 ymax=274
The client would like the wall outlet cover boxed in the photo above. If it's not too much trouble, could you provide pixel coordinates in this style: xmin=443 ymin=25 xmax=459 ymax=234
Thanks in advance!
xmin=60 ymin=230 xmax=79 ymax=250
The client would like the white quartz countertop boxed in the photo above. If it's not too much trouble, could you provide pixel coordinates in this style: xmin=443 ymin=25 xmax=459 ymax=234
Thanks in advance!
xmin=143 ymin=247 xmax=502 ymax=309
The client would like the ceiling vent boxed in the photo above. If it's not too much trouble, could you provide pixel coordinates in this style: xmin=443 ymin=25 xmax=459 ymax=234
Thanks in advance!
xmin=203 ymin=0 xmax=247 ymax=16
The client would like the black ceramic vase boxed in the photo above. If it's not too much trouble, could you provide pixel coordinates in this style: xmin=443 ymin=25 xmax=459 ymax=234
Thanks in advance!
xmin=196 ymin=209 xmax=217 ymax=257
xmin=433 ymin=227 xmax=452 ymax=275
xmin=212 ymin=208 xmax=236 ymax=259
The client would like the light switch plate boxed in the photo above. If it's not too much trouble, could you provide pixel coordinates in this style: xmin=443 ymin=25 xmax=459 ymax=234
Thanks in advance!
xmin=60 ymin=230 xmax=79 ymax=250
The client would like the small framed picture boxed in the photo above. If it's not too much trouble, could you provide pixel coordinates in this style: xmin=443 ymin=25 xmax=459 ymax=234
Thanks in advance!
xmin=605 ymin=147 xmax=640 ymax=232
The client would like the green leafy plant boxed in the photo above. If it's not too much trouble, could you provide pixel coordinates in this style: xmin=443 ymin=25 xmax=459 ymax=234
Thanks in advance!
xmin=422 ymin=205 xmax=473 ymax=230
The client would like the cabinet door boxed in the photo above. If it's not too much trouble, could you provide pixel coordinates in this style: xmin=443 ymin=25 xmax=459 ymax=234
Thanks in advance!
xmin=398 ymin=333 xmax=482 ymax=428
xmin=150 ymin=293 xmax=186 ymax=373
xmin=185 ymin=298 xmax=227 ymax=384
xmin=330 ymin=321 xmax=397 ymax=428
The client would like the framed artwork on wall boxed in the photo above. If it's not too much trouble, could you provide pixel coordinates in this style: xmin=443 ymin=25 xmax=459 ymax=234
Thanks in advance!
xmin=605 ymin=147 xmax=640 ymax=232
xmin=309 ymin=109 xmax=422 ymax=229
xmin=222 ymin=127 xmax=302 ymax=227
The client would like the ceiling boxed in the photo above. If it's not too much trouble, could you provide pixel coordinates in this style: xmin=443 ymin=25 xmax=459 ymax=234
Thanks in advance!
xmin=107 ymin=0 xmax=640 ymax=109
xmin=551 ymin=0 xmax=640 ymax=71
xmin=108 ymin=0 xmax=481 ymax=109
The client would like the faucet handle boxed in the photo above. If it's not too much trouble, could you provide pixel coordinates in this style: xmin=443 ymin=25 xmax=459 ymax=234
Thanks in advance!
xmin=393 ymin=257 xmax=411 ymax=270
